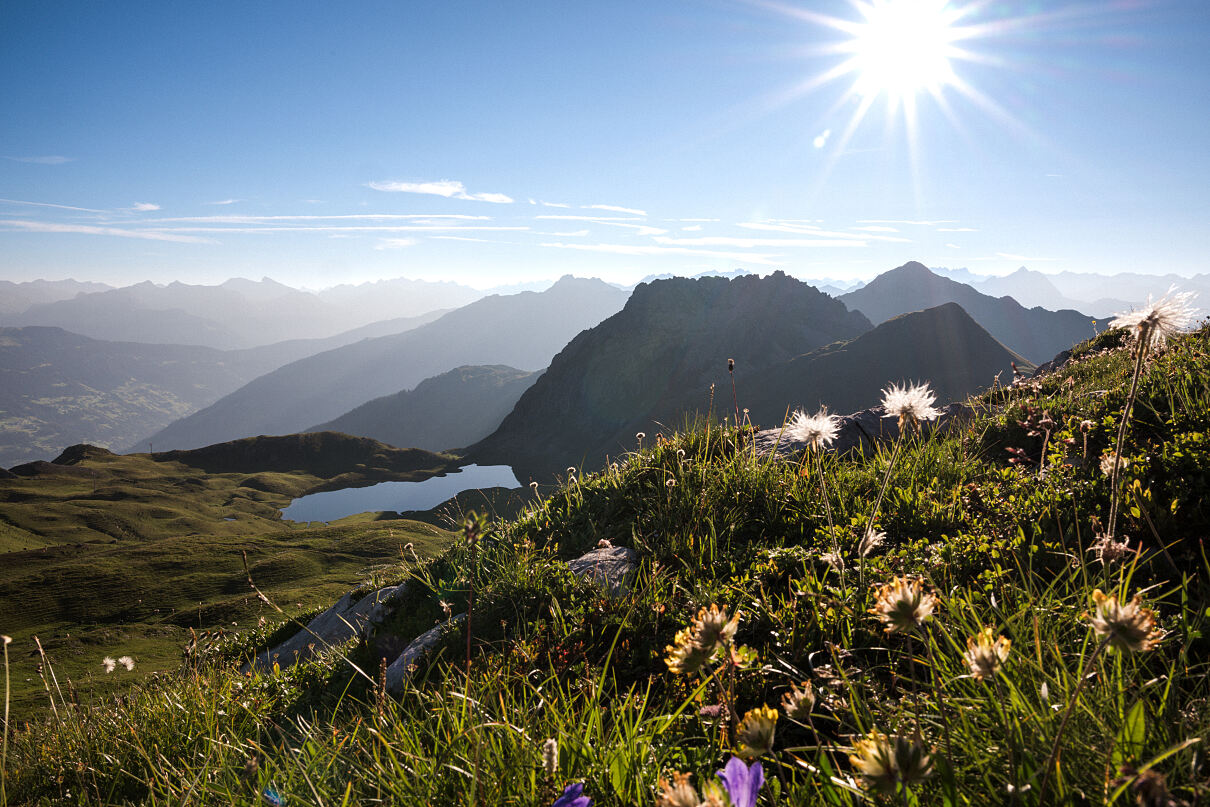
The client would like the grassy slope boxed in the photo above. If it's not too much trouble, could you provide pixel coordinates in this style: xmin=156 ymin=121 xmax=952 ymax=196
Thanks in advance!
xmin=0 ymin=439 xmax=458 ymax=720
xmin=5 ymin=325 xmax=1210 ymax=805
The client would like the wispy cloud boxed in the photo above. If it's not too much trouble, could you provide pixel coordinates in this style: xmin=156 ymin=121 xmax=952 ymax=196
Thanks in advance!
xmin=131 ymin=202 xmax=160 ymax=212
xmin=535 ymin=214 xmax=667 ymax=236
xmin=654 ymin=235 xmax=866 ymax=248
xmin=682 ymin=225 xmax=703 ymax=232
xmin=812 ymin=129 xmax=831 ymax=149
xmin=738 ymin=221 xmax=910 ymax=243
xmin=540 ymin=240 xmax=783 ymax=266
xmin=366 ymin=179 xmax=513 ymax=204
xmin=946 ymin=243 xmax=960 ymax=249
xmin=0 ymin=219 xmax=211 ymax=243
xmin=205 ymin=198 xmax=242 ymax=206
xmin=584 ymin=204 xmax=647 ymax=216
xmin=673 ymin=218 xmax=721 ymax=222
xmin=540 ymin=200 xmax=571 ymax=208
xmin=936 ymin=227 xmax=976 ymax=232
xmin=374 ymin=238 xmax=417 ymax=250
xmin=144 ymin=214 xmax=491 ymax=224
xmin=0 ymin=197 xmax=107 ymax=213
xmin=3 ymin=155 xmax=73 ymax=165
xmin=534 ymin=229 xmax=590 ymax=237
xmin=857 ymin=219 xmax=957 ymax=226
xmin=155 ymin=225 xmax=528 ymax=234
xmin=852 ymin=225 xmax=898 ymax=233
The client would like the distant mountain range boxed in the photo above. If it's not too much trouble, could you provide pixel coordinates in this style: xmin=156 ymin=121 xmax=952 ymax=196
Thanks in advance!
xmin=307 ymin=365 xmax=539 ymax=452
xmin=0 ymin=310 xmax=444 ymax=467
xmin=0 ymin=279 xmax=113 ymax=315
xmin=1 ymin=276 xmax=483 ymax=350
xmin=840 ymin=261 xmax=1094 ymax=364
xmin=142 ymin=276 xmax=630 ymax=451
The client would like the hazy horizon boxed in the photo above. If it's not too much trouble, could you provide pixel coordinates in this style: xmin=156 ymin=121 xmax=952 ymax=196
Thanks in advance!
xmin=3 ymin=1 xmax=1208 ymax=288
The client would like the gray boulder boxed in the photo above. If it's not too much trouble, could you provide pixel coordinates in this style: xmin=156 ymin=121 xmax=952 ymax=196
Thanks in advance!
xmin=567 ymin=545 xmax=638 ymax=595
xmin=246 ymin=583 xmax=408 ymax=673
xmin=385 ymin=613 xmax=466 ymax=694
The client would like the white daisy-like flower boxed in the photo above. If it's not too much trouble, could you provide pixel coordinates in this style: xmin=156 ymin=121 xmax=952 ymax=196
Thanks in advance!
xmin=880 ymin=382 xmax=941 ymax=429
xmin=118 ymin=655 xmax=135 ymax=671
xmin=1109 ymin=287 xmax=1199 ymax=351
xmin=101 ymin=656 xmax=116 ymax=674
xmin=785 ymin=408 xmax=840 ymax=451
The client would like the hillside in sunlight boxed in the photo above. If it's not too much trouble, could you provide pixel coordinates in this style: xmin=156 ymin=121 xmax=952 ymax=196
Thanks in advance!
xmin=7 ymin=313 xmax=1208 ymax=805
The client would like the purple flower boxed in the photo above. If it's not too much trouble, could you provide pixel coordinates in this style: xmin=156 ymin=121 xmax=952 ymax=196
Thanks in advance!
xmin=717 ymin=756 xmax=764 ymax=807
xmin=552 ymin=782 xmax=592 ymax=807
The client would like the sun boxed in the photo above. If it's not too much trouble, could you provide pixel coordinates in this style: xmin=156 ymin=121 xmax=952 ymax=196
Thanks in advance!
xmin=844 ymin=0 xmax=963 ymax=100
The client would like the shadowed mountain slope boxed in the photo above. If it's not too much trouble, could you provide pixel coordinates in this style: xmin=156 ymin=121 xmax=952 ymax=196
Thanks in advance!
xmin=743 ymin=302 xmax=1028 ymax=425
xmin=840 ymin=261 xmax=1094 ymax=363
xmin=307 ymin=365 xmax=539 ymax=452
xmin=470 ymin=272 xmax=872 ymax=478
xmin=145 ymin=277 xmax=630 ymax=451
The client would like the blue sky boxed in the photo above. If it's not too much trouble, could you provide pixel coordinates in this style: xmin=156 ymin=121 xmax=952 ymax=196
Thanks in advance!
xmin=1 ymin=0 xmax=1207 ymax=288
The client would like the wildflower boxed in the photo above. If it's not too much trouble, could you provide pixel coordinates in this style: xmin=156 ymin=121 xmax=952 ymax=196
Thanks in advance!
xmin=1101 ymin=451 xmax=1124 ymax=476
xmin=781 ymin=681 xmax=816 ymax=721
xmin=2 ymin=634 xmax=10 ymax=645
xmin=1089 ymin=532 xmax=1132 ymax=565
xmin=785 ymin=408 xmax=839 ymax=450
xmin=717 ymin=756 xmax=765 ymax=807
xmin=880 ymin=382 xmax=940 ymax=430
xmin=665 ymin=478 xmax=677 ymax=488
xmin=868 ymin=576 xmax=937 ymax=634
xmin=656 ymin=772 xmax=699 ymax=807
xmin=565 ymin=467 xmax=577 ymax=476
xmin=1109 ymin=287 xmax=1199 ymax=351
xmin=101 ymin=656 xmax=116 ymax=674
xmin=118 ymin=655 xmax=135 ymax=671
xmin=530 ymin=481 xmax=540 ymax=494
xmin=439 ymin=600 xmax=453 ymax=620
xmin=552 ymin=783 xmax=591 ymax=807
xmin=859 ymin=527 xmax=886 ymax=557
xmin=734 ymin=705 xmax=778 ymax=758
xmin=261 ymin=788 xmax=286 ymax=807
xmin=541 ymin=737 xmax=558 ymax=777
xmin=1080 ymin=419 xmax=1096 ymax=432
xmin=698 ymin=703 xmax=726 ymax=719
xmin=849 ymin=731 xmax=935 ymax=795
xmin=820 ymin=551 xmax=845 ymax=571
xmin=963 ymin=628 xmax=1011 ymax=681
xmin=665 ymin=604 xmax=740 ymax=675
xmin=1088 ymin=589 xmax=1164 ymax=652
xmin=636 ymin=432 xmax=645 ymax=442
xmin=596 ymin=538 xmax=613 ymax=549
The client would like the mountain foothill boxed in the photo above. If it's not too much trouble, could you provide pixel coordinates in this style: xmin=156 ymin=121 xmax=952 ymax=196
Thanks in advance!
xmin=0 ymin=262 xmax=1172 ymax=476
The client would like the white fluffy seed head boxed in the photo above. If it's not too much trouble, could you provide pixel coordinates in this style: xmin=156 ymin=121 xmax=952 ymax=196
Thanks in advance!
xmin=785 ymin=408 xmax=840 ymax=451
xmin=1109 ymin=287 xmax=1199 ymax=351
xmin=881 ymin=382 xmax=940 ymax=428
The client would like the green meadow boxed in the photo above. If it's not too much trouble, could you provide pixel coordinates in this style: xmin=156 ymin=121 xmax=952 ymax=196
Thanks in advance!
xmin=3 ymin=322 xmax=1209 ymax=805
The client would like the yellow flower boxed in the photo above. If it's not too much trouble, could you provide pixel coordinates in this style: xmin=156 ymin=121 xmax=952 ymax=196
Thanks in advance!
xmin=780 ymin=682 xmax=816 ymax=721
xmin=868 ymin=576 xmax=937 ymax=634
xmin=664 ymin=604 xmax=740 ymax=675
xmin=1088 ymin=589 xmax=1163 ymax=652
xmin=963 ymin=628 xmax=1011 ymax=681
xmin=656 ymin=772 xmax=700 ymax=807
xmin=735 ymin=705 xmax=778 ymax=758
xmin=850 ymin=731 xmax=935 ymax=794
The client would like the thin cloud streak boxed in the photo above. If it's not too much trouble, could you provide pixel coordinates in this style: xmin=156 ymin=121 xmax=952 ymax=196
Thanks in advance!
xmin=366 ymin=179 xmax=513 ymax=204
xmin=0 ymin=219 xmax=211 ymax=243
xmin=654 ymin=235 xmax=866 ymax=248
xmin=154 ymin=225 xmax=530 ymax=234
xmin=585 ymin=204 xmax=647 ymax=216
xmin=3 ymin=155 xmax=73 ymax=164
xmin=144 ymin=214 xmax=491 ymax=224
xmin=540 ymin=240 xmax=783 ymax=266
xmin=0 ymin=198 xmax=108 ymax=214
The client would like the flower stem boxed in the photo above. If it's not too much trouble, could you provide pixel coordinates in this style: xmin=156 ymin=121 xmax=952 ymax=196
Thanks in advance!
xmin=815 ymin=451 xmax=843 ymax=587
xmin=1106 ymin=328 xmax=1151 ymax=541
xmin=1037 ymin=637 xmax=1109 ymax=804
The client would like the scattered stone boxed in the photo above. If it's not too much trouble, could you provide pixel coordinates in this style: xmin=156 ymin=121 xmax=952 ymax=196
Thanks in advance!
xmin=384 ymin=613 xmax=465 ymax=694
xmin=568 ymin=545 xmax=638 ymax=595
xmin=245 ymin=583 xmax=408 ymax=673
